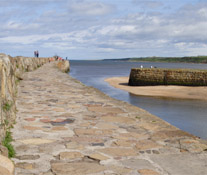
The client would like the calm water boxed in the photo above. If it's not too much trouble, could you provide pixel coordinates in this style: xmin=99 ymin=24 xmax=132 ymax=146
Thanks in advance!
xmin=69 ymin=60 xmax=207 ymax=139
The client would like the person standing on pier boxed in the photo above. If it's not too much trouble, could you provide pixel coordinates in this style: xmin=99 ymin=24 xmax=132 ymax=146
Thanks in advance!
xmin=36 ymin=50 xmax=39 ymax=58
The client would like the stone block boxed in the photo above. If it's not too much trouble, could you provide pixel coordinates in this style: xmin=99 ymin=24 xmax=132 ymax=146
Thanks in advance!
xmin=51 ymin=162 xmax=105 ymax=175
xmin=0 ymin=155 xmax=14 ymax=175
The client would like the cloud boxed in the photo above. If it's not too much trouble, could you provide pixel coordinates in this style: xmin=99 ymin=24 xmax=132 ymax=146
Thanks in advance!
xmin=3 ymin=21 xmax=40 ymax=30
xmin=68 ymin=0 xmax=114 ymax=16
xmin=92 ymin=1 xmax=207 ymax=54
xmin=132 ymin=0 xmax=163 ymax=9
xmin=0 ymin=0 xmax=207 ymax=59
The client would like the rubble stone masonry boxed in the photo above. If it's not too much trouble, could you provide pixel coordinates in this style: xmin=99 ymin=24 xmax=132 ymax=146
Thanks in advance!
xmin=129 ymin=68 xmax=207 ymax=86
xmin=0 ymin=54 xmax=69 ymax=145
xmin=0 ymin=54 xmax=50 ymax=144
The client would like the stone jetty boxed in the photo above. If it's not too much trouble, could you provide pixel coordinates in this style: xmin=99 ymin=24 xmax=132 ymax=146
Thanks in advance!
xmin=129 ymin=68 xmax=207 ymax=86
xmin=0 ymin=54 xmax=50 ymax=175
xmin=8 ymin=62 xmax=207 ymax=174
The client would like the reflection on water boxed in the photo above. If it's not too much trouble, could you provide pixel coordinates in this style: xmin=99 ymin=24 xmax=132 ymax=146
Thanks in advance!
xmin=69 ymin=60 xmax=207 ymax=139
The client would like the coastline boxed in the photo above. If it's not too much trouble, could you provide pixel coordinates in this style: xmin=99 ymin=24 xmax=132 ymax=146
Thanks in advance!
xmin=105 ymin=76 xmax=207 ymax=100
xmin=11 ymin=62 xmax=207 ymax=174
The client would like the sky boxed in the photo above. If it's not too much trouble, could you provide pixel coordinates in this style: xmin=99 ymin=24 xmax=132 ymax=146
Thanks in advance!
xmin=0 ymin=0 xmax=207 ymax=60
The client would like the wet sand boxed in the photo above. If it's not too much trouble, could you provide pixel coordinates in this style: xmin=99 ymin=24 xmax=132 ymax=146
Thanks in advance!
xmin=105 ymin=76 xmax=207 ymax=100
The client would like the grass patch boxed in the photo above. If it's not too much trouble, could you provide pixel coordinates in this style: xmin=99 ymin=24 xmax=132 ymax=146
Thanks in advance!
xmin=4 ymin=119 xmax=9 ymax=126
xmin=15 ymin=79 xmax=21 ymax=85
xmin=2 ymin=131 xmax=16 ymax=158
xmin=3 ymin=102 xmax=12 ymax=112
xmin=135 ymin=116 xmax=141 ymax=119
xmin=128 ymin=56 xmax=207 ymax=64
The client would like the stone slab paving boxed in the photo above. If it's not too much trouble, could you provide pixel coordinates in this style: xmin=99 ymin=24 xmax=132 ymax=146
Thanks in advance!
xmin=11 ymin=62 xmax=207 ymax=175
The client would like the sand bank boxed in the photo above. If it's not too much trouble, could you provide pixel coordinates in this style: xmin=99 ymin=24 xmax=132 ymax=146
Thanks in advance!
xmin=105 ymin=76 xmax=207 ymax=100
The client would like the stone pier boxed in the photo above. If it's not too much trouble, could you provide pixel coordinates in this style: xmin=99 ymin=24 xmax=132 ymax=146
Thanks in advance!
xmin=129 ymin=68 xmax=207 ymax=86
xmin=11 ymin=62 xmax=207 ymax=175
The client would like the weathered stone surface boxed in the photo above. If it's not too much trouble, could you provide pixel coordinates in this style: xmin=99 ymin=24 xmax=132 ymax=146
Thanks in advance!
xmin=60 ymin=152 xmax=84 ymax=160
xmin=40 ymin=171 xmax=54 ymax=175
xmin=56 ymin=60 xmax=70 ymax=73
xmin=0 ymin=155 xmax=14 ymax=175
xmin=65 ymin=137 xmax=104 ymax=144
xmin=179 ymin=139 xmax=207 ymax=153
xmin=52 ymin=126 xmax=68 ymax=131
xmin=88 ymin=106 xmax=124 ymax=113
xmin=91 ymin=142 xmax=105 ymax=146
xmin=0 ymin=145 xmax=8 ymax=157
xmin=99 ymin=148 xmax=137 ymax=157
xmin=15 ymin=162 xmax=35 ymax=170
xmin=101 ymin=116 xmax=135 ymax=124
xmin=151 ymin=130 xmax=195 ymax=140
xmin=138 ymin=122 xmax=162 ymax=132
xmin=108 ymin=165 xmax=132 ymax=174
xmin=52 ymin=108 xmax=65 ymax=112
xmin=135 ymin=140 xmax=162 ymax=151
xmin=51 ymin=162 xmax=105 ymax=175
xmin=0 ymin=166 xmax=11 ymax=175
xmin=121 ymin=159 xmax=156 ymax=170
xmin=16 ymin=155 xmax=40 ymax=160
xmin=15 ymin=173 xmax=34 ymax=175
xmin=23 ymin=125 xmax=42 ymax=131
xmin=66 ymin=142 xmax=84 ymax=150
xmin=113 ymin=132 xmax=147 ymax=140
xmin=112 ymin=140 xmax=134 ymax=147
xmin=74 ymin=128 xmax=112 ymax=136
xmin=138 ymin=169 xmax=160 ymax=175
xmin=24 ymin=118 xmax=36 ymax=121
xmin=150 ymin=154 xmax=207 ymax=174
xmin=40 ymin=119 xmax=51 ymax=123
xmin=18 ymin=138 xmax=55 ymax=145
xmin=88 ymin=153 xmax=109 ymax=161
xmin=95 ymin=123 xmax=119 ymax=129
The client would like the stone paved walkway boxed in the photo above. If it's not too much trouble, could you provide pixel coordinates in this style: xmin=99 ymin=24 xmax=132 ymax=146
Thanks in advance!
xmin=12 ymin=62 xmax=207 ymax=175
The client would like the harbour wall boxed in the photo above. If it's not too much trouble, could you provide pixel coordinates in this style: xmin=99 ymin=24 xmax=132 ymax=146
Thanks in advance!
xmin=128 ymin=68 xmax=207 ymax=86
xmin=0 ymin=54 xmax=50 ymax=149
xmin=0 ymin=53 xmax=69 ymax=157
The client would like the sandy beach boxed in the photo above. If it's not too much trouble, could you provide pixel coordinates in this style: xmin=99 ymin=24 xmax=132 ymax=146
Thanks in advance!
xmin=105 ymin=76 xmax=207 ymax=100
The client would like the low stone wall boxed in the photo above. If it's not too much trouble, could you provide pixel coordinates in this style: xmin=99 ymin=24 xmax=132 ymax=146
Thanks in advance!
xmin=129 ymin=68 xmax=207 ymax=86
xmin=56 ymin=60 xmax=70 ymax=73
xmin=0 ymin=54 xmax=51 ymax=150
xmin=0 ymin=54 xmax=70 ymax=174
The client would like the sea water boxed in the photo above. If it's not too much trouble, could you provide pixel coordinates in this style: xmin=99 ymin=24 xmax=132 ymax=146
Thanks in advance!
xmin=69 ymin=60 xmax=207 ymax=139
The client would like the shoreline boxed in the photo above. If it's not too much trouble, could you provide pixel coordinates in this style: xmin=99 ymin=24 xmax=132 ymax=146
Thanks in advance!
xmin=105 ymin=76 xmax=207 ymax=101
xmin=11 ymin=62 xmax=207 ymax=174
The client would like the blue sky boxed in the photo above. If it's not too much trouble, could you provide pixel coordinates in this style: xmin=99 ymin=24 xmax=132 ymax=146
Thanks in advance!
xmin=0 ymin=0 xmax=207 ymax=59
